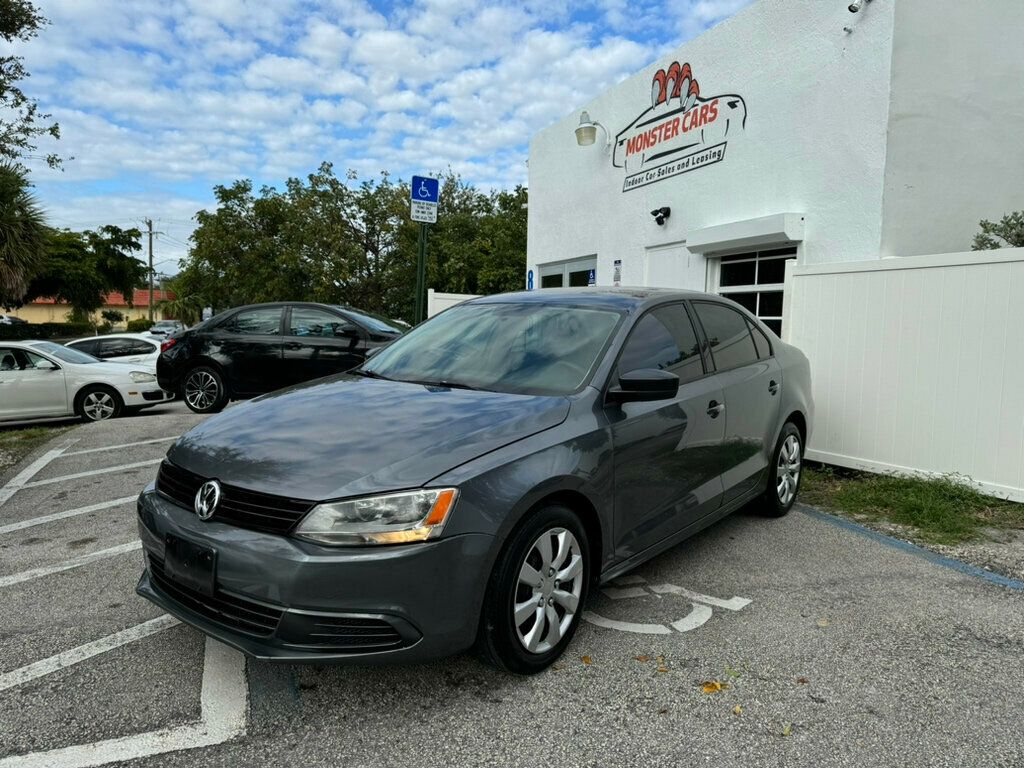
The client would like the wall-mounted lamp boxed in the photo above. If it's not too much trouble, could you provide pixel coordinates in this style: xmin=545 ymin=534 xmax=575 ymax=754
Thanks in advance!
xmin=651 ymin=207 xmax=671 ymax=226
xmin=575 ymin=111 xmax=611 ymax=150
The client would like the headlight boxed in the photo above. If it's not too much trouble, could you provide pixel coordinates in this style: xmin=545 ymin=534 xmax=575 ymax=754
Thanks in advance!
xmin=130 ymin=371 xmax=156 ymax=383
xmin=293 ymin=488 xmax=458 ymax=546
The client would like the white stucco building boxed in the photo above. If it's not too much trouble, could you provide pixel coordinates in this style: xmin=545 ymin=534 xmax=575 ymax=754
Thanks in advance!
xmin=526 ymin=0 xmax=1024 ymax=336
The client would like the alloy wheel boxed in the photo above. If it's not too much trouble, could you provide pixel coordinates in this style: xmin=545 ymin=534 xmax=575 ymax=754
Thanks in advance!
xmin=513 ymin=527 xmax=584 ymax=654
xmin=776 ymin=434 xmax=801 ymax=505
xmin=82 ymin=391 xmax=115 ymax=421
xmin=184 ymin=371 xmax=219 ymax=411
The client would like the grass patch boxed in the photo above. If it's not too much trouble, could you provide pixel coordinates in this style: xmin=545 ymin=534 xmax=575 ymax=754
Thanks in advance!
xmin=0 ymin=425 xmax=72 ymax=471
xmin=801 ymin=465 xmax=1023 ymax=545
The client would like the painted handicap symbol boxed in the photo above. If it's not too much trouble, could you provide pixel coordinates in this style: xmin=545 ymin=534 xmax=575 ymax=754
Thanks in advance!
xmin=582 ymin=575 xmax=751 ymax=635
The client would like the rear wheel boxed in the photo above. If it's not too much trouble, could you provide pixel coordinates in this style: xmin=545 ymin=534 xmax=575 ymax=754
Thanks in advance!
xmin=182 ymin=366 xmax=228 ymax=414
xmin=477 ymin=505 xmax=590 ymax=674
xmin=761 ymin=422 xmax=803 ymax=516
xmin=76 ymin=386 xmax=123 ymax=422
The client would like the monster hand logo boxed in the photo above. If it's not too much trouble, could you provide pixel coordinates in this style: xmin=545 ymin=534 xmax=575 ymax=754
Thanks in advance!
xmin=613 ymin=61 xmax=747 ymax=192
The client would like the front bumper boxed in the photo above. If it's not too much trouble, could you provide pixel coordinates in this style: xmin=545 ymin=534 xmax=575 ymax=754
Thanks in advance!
xmin=135 ymin=488 xmax=494 ymax=664
xmin=118 ymin=383 xmax=173 ymax=406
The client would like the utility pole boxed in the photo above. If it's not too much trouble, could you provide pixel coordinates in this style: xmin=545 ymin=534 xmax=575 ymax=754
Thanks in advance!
xmin=145 ymin=218 xmax=155 ymax=321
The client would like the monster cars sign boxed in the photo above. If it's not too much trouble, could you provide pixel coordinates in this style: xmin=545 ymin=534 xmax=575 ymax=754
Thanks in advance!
xmin=614 ymin=61 xmax=747 ymax=192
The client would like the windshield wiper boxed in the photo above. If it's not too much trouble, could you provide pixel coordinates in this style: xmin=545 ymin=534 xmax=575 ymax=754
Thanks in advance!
xmin=407 ymin=378 xmax=487 ymax=392
xmin=350 ymin=369 xmax=392 ymax=381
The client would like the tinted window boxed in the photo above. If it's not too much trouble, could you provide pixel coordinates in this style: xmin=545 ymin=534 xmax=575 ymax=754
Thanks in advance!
xmin=69 ymin=339 xmax=99 ymax=355
xmin=617 ymin=305 xmax=704 ymax=384
xmin=124 ymin=339 xmax=157 ymax=355
xmin=749 ymin=321 xmax=772 ymax=359
xmin=693 ymin=302 xmax=759 ymax=371
xmin=289 ymin=308 xmax=356 ymax=338
xmin=224 ymin=308 xmax=281 ymax=335
xmin=363 ymin=303 xmax=621 ymax=396
xmin=98 ymin=338 xmax=134 ymax=358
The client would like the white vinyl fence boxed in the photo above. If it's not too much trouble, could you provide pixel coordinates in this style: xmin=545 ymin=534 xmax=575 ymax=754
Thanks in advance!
xmin=782 ymin=248 xmax=1024 ymax=501
xmin=426 ymin=289 xmax=480 ymax=318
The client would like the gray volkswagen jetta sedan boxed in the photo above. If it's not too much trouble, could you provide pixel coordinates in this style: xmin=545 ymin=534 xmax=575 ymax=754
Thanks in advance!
xmin=136 ymin=288 xmax=812 ymax=674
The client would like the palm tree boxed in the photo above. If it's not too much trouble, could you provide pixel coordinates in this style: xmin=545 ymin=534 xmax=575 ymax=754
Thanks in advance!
xmin=0 ymin=162 xmax=47 ymax=307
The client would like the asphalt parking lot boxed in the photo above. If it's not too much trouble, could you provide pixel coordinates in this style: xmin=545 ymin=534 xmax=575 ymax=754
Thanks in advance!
xmin=1 ymin=405 xmax=1022 ymax=768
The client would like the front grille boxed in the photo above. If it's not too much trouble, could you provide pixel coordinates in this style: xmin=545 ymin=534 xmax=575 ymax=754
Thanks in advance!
xmin=148 ymin=553 xmax=283 ymax=636
xmin=156 ymin=461 xmax=315 ymax=534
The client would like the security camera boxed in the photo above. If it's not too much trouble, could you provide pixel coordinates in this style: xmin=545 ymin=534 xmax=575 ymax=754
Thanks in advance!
xmin=650 ymin=207 xmax=671 ymax=226
xmin=848 ymin=0 xmax=865 ymax=12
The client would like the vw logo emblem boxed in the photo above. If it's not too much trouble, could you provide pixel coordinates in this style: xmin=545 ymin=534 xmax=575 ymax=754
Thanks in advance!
xmin=194 ymin=480 xmax=221 ymax=521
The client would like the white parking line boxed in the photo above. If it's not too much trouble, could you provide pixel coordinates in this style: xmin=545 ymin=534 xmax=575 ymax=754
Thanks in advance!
xmin=0 ymin=446 xmax=69 ymax=507
xmin=0 ymin=638 xmax=248 ymax=768
xmin=18 ymin=459 xmax=163 ymax=489
xmin=0 ymin=496 xmax=136 ymax=535
xmin=0 ymin=541 xmax=141 ymax=588
xmin=61 ymin=436 xmax=180 ymax=457
xmin=0 ymin=615 xmax=180 ymax=693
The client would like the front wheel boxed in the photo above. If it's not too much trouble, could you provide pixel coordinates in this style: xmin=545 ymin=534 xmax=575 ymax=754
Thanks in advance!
xmin=76 ymin=386 xmax=123 ymax=422
xmin=761 ymin=422 xmax=803 ymax=517
xmin=182 ymin=366 xmax=228 ymax=414
xmin=476 ymin=505 xmax=590 ymax=674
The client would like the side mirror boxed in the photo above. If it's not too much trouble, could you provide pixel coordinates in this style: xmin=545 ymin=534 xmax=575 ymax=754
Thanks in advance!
xmin=364 ymin=346 xmax=383 ymax=360
xmin=607 ymin=368 xmax=679 ymax=404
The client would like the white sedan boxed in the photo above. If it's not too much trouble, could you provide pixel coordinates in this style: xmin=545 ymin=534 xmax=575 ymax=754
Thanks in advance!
xmin=0 ymin=340 xmax=174 ymax=423
xmin=65 ymin=333 xmax=162 ymax=368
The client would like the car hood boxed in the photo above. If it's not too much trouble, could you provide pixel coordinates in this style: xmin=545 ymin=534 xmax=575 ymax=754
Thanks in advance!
xmin=167 ymin=375 xmax=571 ymax=500
xmin=72 ymin=360 xmax=155 ymax=376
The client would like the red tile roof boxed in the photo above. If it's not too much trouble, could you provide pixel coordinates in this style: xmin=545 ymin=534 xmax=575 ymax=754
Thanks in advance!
xmin=30 ymin=289 xmax=176 ymax=307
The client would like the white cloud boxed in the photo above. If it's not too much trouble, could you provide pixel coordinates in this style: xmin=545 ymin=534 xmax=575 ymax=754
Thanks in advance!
xmin=19 ymin=0 xmax=752 ymax=258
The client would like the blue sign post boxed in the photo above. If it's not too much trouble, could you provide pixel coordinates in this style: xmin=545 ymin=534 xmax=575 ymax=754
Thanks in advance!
xmin=410 ymin=176 xmax=440 ymax=323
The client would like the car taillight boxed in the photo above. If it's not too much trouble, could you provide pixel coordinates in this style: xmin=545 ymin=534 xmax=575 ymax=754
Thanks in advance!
xmin=160 ymin=338 xmax=177 ymax=353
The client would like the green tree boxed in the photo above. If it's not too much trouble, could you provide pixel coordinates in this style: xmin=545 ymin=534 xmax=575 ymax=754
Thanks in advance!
xmin=972 ymin=211 xmax=1024 ymax=250
xmin=180 ymin=165 xmax=529 ymax=323
xmin=0 ymin=0 xmax=62 ymax=168
xmin=23 ymin=226 xmax=146 ymax=317
xmin=0 ymin=161 xmax=47 ymax=307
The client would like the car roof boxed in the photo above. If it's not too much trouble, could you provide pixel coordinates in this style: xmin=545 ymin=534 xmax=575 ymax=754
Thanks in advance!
xmin=68 ymin=333 xmax=160 ymax=344
xmin=467 ymin=286 xmax=716 ymax=312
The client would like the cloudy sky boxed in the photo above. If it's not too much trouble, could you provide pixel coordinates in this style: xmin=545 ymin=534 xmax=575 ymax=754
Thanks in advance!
xmin=18 ymin=0 xmax=750 ymax=273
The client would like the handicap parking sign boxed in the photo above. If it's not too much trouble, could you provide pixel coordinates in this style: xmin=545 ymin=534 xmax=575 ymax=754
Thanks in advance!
xmin=411 ymin=176 xmax=440 ymax=204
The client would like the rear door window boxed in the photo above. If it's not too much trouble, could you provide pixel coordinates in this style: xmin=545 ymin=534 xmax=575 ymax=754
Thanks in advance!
xmin=223 ymin=308 xmax=282 ymax=335
xmin=693 ymin=302 xmax=759 ymax=371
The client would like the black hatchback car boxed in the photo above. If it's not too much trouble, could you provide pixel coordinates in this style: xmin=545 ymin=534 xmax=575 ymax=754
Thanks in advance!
xmin=158 ymin=302 xmax=404 ymax=413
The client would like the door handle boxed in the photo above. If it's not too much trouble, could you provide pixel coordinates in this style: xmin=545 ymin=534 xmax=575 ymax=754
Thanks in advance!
xmin=707 ymin=400 xmax=725 ymax=418
xmin=768 ymin=380 xmax=779 ymax=396
xmin=284 ymin=342 xmax=303 ymax=350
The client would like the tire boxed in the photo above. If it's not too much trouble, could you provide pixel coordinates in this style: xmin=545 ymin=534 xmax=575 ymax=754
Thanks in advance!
xmin=476 ymin=504 xmax=590 ymax=675
xmin=76 ymin=386 xmax=123 ymax=423
xmin=182 ymin=366 xmax=228 ymax=414
xmin=761 ymin=422 xmax=803 ymax=517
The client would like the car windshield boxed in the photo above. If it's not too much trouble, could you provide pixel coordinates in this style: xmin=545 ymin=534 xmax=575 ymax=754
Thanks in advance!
xmin=362 ymin=302 xmax=622 ymax=396
xmin=30 ymin=341 xmax=97 ymax=364
xmin=333 ymin=307 xmax=404 ymax=335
